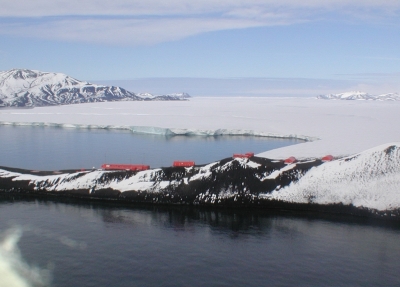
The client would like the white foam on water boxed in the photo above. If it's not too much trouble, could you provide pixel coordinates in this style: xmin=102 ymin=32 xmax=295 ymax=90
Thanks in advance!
xmin=0 ymin=228 xmax=50 ymax=287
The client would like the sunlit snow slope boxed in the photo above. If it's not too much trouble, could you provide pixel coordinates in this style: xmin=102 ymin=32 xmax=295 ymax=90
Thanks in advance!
xmin=261 ymin=143 xmax=400 ymax=212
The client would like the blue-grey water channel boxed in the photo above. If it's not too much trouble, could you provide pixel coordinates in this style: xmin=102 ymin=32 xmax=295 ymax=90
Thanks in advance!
xmin=0 ymin=125 xmax=300 ymax=170
xmin=1 ymin=125 xmax=400 ymax=287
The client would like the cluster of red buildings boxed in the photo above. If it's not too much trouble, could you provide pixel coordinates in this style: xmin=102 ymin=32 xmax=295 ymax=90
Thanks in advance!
xmin=172 ymin=161 xmax=196 ymax=167
xmin=101 ymin=153 xmax=335 ymax=171
xmin=101 ymin=164 xmax=150 ymax=171
xmin=101 ymin=161 xmax=197 ymax=171
xmin=283 ymin=155 xmax=334 ymax=164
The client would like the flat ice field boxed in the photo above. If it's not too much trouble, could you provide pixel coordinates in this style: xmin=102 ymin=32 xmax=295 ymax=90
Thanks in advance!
xmin=0 ymin=96 xmax=399 ymax=159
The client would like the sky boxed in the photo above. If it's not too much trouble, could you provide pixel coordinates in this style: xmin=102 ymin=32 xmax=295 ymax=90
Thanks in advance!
xmin=0 ymin=0 xmax=400 ymax=96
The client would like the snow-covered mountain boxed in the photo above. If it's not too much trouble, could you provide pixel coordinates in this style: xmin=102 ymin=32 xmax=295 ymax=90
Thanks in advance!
xmin=137 ymin=92 xmax=190 ymax=101
xmin=317 ymin=91 xmax=400 ymax=101
xmin=0 ymin=69 xmax=190 ymax=107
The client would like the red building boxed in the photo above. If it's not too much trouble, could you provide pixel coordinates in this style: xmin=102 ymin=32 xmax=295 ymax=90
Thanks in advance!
xmin=101 ymin=164 xmax=150 ymax=171
xmin=173 ymin=161 xmax=195 ymax=167
xmin=284 ymin=156 xmax=297 ymax=164
xmin=321 ymin=155 xmax=334 ymax=162
xmin=232 ymin=152 xmax=254 ymax=159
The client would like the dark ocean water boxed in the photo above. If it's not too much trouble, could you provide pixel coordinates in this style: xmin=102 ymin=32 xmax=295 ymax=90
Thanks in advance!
xmin=0 ymin=125 xmax=299 ymax=170
xmin=0 ymin=200 xmax=399 ymax=287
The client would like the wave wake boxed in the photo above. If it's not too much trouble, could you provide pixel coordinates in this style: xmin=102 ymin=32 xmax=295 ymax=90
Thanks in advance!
xmin=0 ymin=228 xmax=50 ymax=287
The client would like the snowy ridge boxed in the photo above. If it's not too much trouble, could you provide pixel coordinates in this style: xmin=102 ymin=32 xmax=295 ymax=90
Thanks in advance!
xmin=1 ymin=143 xmax=400 ymax=215
xmin=0 ymin=121 xmax=317 ymax=141
xmin=317 ymin=91 xmax=400 ymax=101
xmin=0 ymin=168 xmax=162 ymax=193
xmin=261 ymin=143 xmax=400 ymax=211
xmin=0 ymin=69 xmax=189 ymax=107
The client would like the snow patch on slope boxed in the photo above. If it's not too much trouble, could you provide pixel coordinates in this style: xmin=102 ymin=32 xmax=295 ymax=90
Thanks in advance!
xmin=3 ymin=169 xmax=163 ymax=193
xmin=261 ymin=143 xmax=400 ymax=210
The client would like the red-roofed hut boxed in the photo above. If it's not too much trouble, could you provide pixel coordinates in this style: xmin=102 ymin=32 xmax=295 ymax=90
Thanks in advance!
xmin=284 ymin=156 xmax=297 ymax=164
xmin=321 ymin=155 xmax=334 ymax=162
xmin=173 ymin=161 xmax=195 ymax=167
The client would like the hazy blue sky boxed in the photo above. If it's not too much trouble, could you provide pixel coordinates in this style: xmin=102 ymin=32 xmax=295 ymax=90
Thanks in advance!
xmin=1 ymin=1 xmax=399 ymax=95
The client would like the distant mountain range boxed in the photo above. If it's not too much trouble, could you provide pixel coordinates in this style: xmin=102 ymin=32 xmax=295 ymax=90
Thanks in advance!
xmin=317 ymin=91 xmax=400 ymax=101
xmin=0 ymin=69 xmax=190 ymax=107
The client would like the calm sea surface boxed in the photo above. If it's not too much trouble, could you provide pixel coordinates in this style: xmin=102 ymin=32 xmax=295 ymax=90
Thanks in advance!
xmin=0 ymin=200 xmax=400 ymax=287
xmin=0 ymin=125 xmax=300 ymax=170
xmin=1 ymin=126 xmax=400 ymax=286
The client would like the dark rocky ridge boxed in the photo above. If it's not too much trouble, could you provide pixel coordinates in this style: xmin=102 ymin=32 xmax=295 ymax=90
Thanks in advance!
xmin=1 ymin=156 xmax=399 ymax=220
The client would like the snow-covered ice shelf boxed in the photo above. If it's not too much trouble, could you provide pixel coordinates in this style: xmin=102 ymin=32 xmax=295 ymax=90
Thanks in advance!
xmin=1 ymin=96 xmax=399 ymax=158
